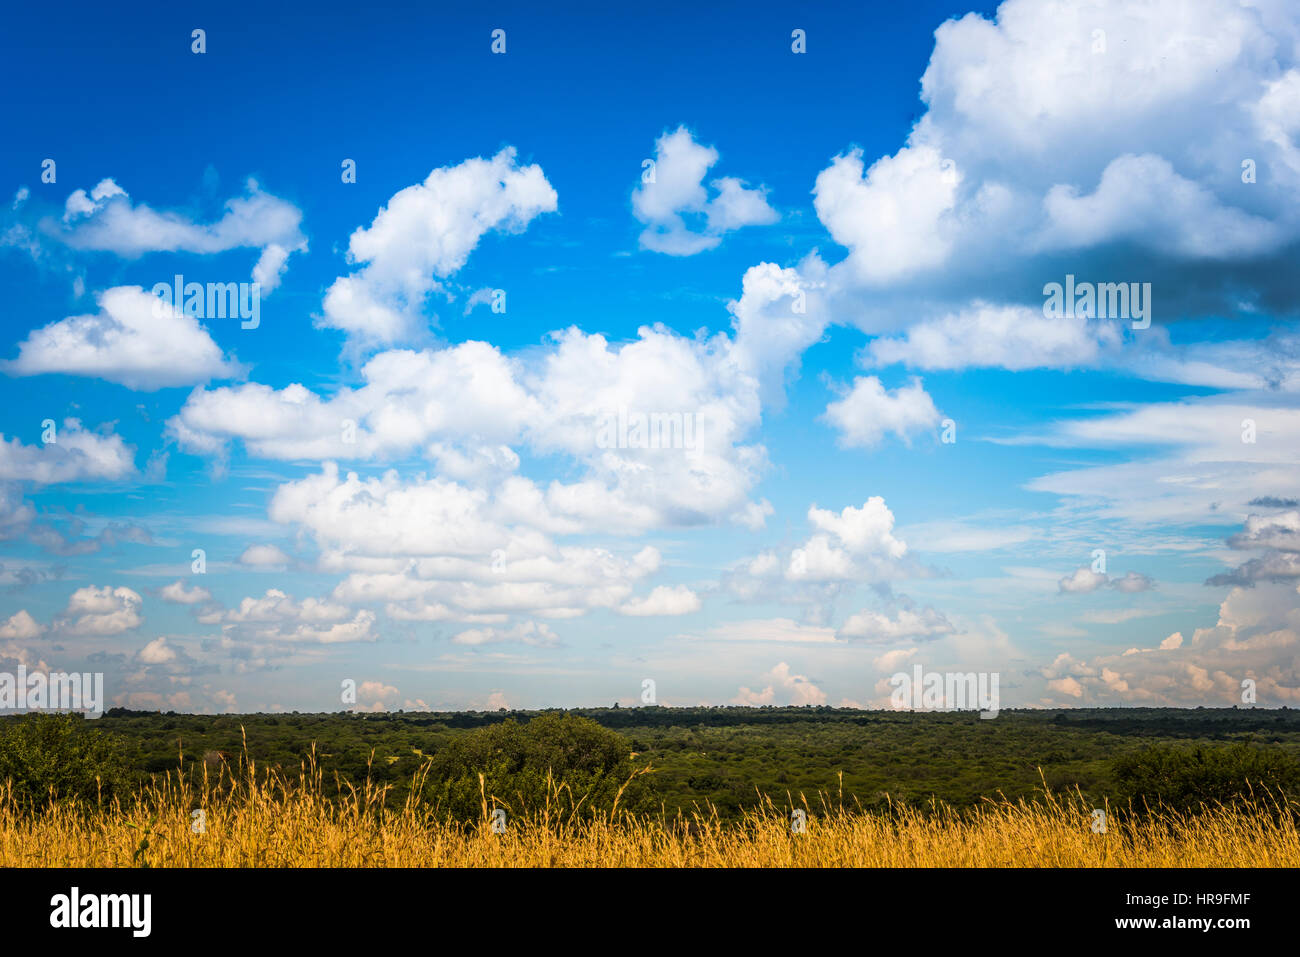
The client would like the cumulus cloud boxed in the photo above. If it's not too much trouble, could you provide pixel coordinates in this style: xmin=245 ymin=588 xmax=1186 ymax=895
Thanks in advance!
xmin=259 ymin=462 xmax=672 ymax=622
xmin=617 ymin=585 xmax=702 ymax=617
xmin=0 ymin=610 xmax=43 ymax=640
xmin=806 ymin=499 xmax=907 ymax=560
xmin=6 ymin=285 xmax=240 ymax=389
xmin=57 ymin=585 xmax=143 ymax=635
xmin=170 ymin=324 xmax=770 ymax=534
xmin=451 ymin=620 xmax=558 ymax=647
xmin=54 ymin=177 xmax=306 ymax=291
xmin=723 ymin=499 xmax=913 ymax=613
xmin=1038 ymin=153 xmax=1285 ymax=258
xmin=319 ymin=148 xmax=557 ymax=346
xmin=138 ymin=636 xmax=177 ymax=665
xmin=199 ymin=588 xmax=376 ymax=645
xmin=805 ymin=0 xmax=1300 ymax=337
xmin=814 ymin=143 xmax=959 ymax=285
xmin=867 ymin=303 xmax=1123 ymax=371
xmin=1040 ymin=580 xmax=1300 ymax=706
xmin=1058 ymin=567 xmax=1153 ymax=594
xmin=733 ymin=662 xmax=827 ymax=706
xmin=159 ymin=580 xmax=212 ymax=605
xmin=0 ymin=420 xmax=133 ymax=484
xmin=632 ymin=127 xmax=777 ymax=255
xmin=354 ymin=680 xmax=401 ymax=711
xmin=839 ymin=602 xmax=956 ymax=642
xmin=238 ymin=544 xmax=293 ymax=567
xmin=1209 ymin=510 xmax=1300 ymax=586
xmin=822 ymin=376 xmax=941 ymax=448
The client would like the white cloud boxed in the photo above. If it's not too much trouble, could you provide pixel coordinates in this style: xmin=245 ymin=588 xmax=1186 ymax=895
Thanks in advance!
xmin=138 ymin=636 xmax=177 ymax=664
xmin=451 ymin=620 xmax=558 ymax=647
xmin=6 ymin=285 xmax=239 ymax=389
xmin=56 ymin=177 xmax=306 ymax=291
xmin=319 ymin=148 xmax=557 ymax=345
xmin=160 ymin=580 xmax=212 ymax=605
xmin=727 ymin=498 xmax=913 ymax=601
xmin=0 ymin=420 xmax=133 ymax=484
xmin=822 ymin=376 xmax=941 ymax=448
xmin=1039 ymin=153 xmax=1284 ymax=258
xmin=1028 ymin=400 xmax=1300 ymax=523
xmin=0 ymin=610 xmax=43 ymax=640
xmin=1058 ymin=567 xmax=1107 ymax=593
xmin=1058 ymin=567 xmax=1153 ymax=594
xmin=357 ymin=681 xmax=400 ymax=708
xmin=839 ymin=604 xmax=956 ymax=642
xmin=171 ymin=324 xmax=770 ymax=534
xmin=867 ymin=303 xmax=1122 ymax=371
xmin=238 ymin=544 xmax=293 ymax=567
xmin=58 ymin=585 xmax=143 ymax=635
xmin=733 ymin=662 xmax=827 ymax=706
xmin=727 ymin=258 xmax=830 ymax=406
xmin=807 ymin=498 xmax=907 ymax=558
xmin=1040 ymin=576 xmax=1300 ymax=706
xmin=200 ymin=588 xmax=376 ymax=645
xmin=633 ymin=127 xmax=777 ymax=255
xmin=617 ymin=585 xmax=702 ymax=617
xmin=1210 ymin=508 xmax=1300 ymax=586
xmin=807 ymin=0 xmax=1300 ymax=326
xmin=814 ymin=144 xmax=958 ymax=284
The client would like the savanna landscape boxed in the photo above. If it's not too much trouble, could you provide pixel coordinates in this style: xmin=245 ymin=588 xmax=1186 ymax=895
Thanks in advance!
xmin=3 ymin=707 xmax=1298 ymax=867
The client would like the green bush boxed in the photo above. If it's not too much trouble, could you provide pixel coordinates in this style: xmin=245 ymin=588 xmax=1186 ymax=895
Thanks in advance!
xmin=425 ymin=713 xmax=645 ymax=822
xmin=0 ymin=713 xmax=137 ymax=810
xmin=1112 ymin=743 xmax=1300 ymax=814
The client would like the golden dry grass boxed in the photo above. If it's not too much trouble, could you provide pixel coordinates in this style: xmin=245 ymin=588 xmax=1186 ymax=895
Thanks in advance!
xmin=2 ymin=751 xmax=1296 ymax=867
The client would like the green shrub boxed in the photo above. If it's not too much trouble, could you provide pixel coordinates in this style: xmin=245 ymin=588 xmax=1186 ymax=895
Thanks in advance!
xmin=425 ymin=713 xmax=645 ymax=822
xmin=0 ymin=713 xmax=137 ymax=810
xmin=1112 ymin=743 xmax=1300 ymax=814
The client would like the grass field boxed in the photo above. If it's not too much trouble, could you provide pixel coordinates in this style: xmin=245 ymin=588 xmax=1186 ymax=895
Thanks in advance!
xmin=3 ymin=753 xmax=1297 ymax=867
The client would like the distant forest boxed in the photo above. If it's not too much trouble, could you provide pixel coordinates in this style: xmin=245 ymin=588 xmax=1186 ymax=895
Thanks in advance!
xmin=15 ymin=705 xmax=1294 ymax=817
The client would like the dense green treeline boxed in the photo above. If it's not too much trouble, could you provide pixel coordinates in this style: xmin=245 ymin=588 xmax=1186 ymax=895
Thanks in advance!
xmin=4 ymin=706 xmax=1299 ymax=818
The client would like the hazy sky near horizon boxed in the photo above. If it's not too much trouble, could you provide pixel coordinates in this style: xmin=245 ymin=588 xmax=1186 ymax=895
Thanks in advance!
xmin=3 ymin=0 xmax=1300 ymax=713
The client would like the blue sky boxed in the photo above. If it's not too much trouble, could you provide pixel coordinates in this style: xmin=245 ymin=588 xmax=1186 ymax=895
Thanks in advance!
xmin=2 ymin=0 xmax=1300 ymax=713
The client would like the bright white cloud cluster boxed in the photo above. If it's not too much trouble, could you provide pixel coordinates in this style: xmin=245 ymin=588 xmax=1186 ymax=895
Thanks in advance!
xmin=0 ymin=419 xmax=133 ymax=484
xmin=7 ymin=285 xmax=239 ymax=389
xmin=319 ymin=148 xmax=557 ymax=345
xmin=170 ymin=324 xmax=769 ymax=534
xmin=801 ymin=0 xmax=1300 ymax=367
xmin=733 ymin=662 xmax=827 ymax=706
xmin=1058 ymin=567 xmax=1153 ymax=594
xmin=867 ymin=304 xmax=1124 ymax=372
xmin=57 ymin=177 xmax=306 ymax=292
xmin=633 ymin=127 xmax=777 ymax=255
xmin=198 ymin=588 xmax=376 ymax=645
xmin=57 ymin=585 xmax=143 ymax=636
xmin=618 ymin=585 xmax=702 ymax=617
xmin=1040 ymin=579 xmax=1300 ymax=707
xmin=270 ymin=462 xmax=670 ymax=622
xmin=839 ymin=602 xmax=956 ymax=642
xmin=822 ymin=376 xmax=941 ymax=448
